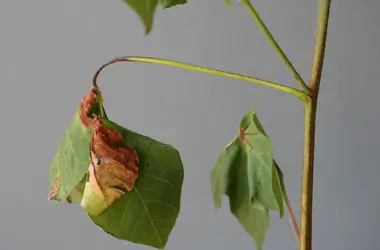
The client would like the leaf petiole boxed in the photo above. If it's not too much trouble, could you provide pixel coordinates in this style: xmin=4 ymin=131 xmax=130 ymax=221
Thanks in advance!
xmin=240 ymin=0 xmax=311 ymax=94
xmin=92 ymin=56 xmax=308 ymax=101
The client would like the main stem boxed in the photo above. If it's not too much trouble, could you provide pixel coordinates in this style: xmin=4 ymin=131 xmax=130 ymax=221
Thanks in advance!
xmin=300 ymin=1 xmax=331 ymax=250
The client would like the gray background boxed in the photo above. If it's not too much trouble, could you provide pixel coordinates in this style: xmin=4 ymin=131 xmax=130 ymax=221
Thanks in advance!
xmin=1 ymin=0 xmax=379 ymax=249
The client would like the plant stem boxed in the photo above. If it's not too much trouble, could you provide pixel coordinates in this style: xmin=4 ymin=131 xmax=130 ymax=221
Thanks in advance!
xmin=240 ymin=0 xmax=311 ymax=94
xmin=300 ymin=1 xmax=331 ymax=250
xmin=92 ymin=56 xmax=307 ymax=101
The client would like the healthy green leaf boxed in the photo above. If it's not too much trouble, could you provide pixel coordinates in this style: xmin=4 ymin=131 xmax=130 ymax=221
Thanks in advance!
xmin=211 ymin=137 xmax=240 ymax=208
xmin=159 ymin=0 xmax=187 ymax=9
xmin=89 ymin=118 xmax=184 ymax=249
xmin=229 ymin=198 xmax=270 ymax=250
xmin=274 ymin=160 xmax=288 ymax=218
xmin=272 ymin=161 xmax=285 ymax=217
xmin=210 ymin=107 xmax=285 ymax=249
xmin=123 ymin=0 xmax=159 ymax=35
xmin=48 ymin=97 xmax=104 ymax=202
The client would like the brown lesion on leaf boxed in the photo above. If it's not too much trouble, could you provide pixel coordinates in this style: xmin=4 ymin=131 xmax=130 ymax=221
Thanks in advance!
xmin=239 ymin=126 xmax=259 ymax=146
xmin=48 ymin=177 xmax=60 ymax=200
xmin=76 ymin=87 xmax=139 ymax=211
xmin=78 ymin=88 xmax=98 ymax=128
xmin=89 ymin=116 xmax=139 ymax=196
xmin=90 ymin=117 xmax=139 ymax=175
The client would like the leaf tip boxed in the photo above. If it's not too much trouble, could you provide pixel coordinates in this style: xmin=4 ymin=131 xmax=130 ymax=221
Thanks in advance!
xmin=47 ymin=177 xmax=60 ymax=200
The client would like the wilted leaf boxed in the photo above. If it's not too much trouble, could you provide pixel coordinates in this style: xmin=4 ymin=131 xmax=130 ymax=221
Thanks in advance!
xmin=210 ymin=107 xmax=285 ymax=249
xmin=123 ymin=0 xmax=159 ymax=35
xmin=159 ymin=0 xmax=187 ymax=9
xmin=89 ymin=118 xmax=184 ymax=249
xmin=48 ymin=89 xmax=105 ymax=202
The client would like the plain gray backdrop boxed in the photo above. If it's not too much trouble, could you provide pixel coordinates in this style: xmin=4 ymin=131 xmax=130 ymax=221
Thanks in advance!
xmin=1 ymin=0 xmax=379 ymax=249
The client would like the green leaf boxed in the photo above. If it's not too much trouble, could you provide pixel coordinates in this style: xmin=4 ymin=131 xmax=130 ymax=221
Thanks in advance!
xmin=123 ymin=0 xmax=159 ymax=35
xmin=272 ymin=161 xmax=285 ymax=218
xmin=224 ymin=0 xmax=232 ymax=9
xmin=159 ymin=0 xmax=187 ymax=9
xmin=273 ymin=161 xmax=288 ymax=218
xmin=211 ymin=137 xmax=241 ymax=208
xmin=48 ymin=97 xmax=105 ymax=202
xmin=229 ymin=200 xmax=270 ymax=250
xmin=210 ymin=107 xmax=285 ymax=249
xmin=89 ymin=118 xmax=184 ymax=249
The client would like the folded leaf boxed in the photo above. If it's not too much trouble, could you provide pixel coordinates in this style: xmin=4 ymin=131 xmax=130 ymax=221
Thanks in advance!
xmin=211 ymin=138 xmax=240 ymax=208
xmin=81 ymin=117 xmax=140 ymax=215
xmin=81 ymin=158 xmax=130 ymax=215
xmin=48 ymin=89 xmax=106 ymax=202
xmin=48 ymin=87 xmax=184 ymax=249
xmin=210 ymin=107 xmax=285 ymax=250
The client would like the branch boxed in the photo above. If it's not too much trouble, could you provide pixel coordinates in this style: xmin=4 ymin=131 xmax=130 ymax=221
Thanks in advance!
xmin=240 ymin=0 xmax=311 ymax=94
xmin=92 ymin=56 xmax=307 ymax=101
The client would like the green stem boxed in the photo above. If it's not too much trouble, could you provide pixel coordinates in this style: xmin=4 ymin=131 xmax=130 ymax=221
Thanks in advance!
xmin=240 ymin=0 xmax=311 ymax=94
xmin=300 ymin=1 xmax=331 ymax=250
xmin=300 ymin=99 xmax=314 ymax=250
xmin=92 ymin=56 xmax=307 ymax=101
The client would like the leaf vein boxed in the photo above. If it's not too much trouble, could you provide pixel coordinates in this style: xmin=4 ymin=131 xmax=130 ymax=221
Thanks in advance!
xmin=134 ymin=187 xmax=163 ymax=245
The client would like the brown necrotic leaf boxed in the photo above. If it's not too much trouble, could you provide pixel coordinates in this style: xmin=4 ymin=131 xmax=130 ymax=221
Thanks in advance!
xmin=90 ymin=117 xmax=139 ymax=177
xmin=81 ymin=116 xmax=140 ymax=216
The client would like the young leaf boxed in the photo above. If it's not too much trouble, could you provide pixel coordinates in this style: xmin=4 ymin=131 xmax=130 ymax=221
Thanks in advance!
xmin=239 ymin=107 xmax=283 ymax=212
xmin=89 ymin=118 xmax=184 ymax=249
xmin=159 ymin=0 xmax=187 ymax=9
xmin=123 ymin=0 xmax=159 ymax=35
xmin=272 ymin=160 xmax=285 ymax=218
xmin=211 ymin=138 xmax=241 ymax=208
xmin=48 ymin=89 xmax=105 ymax=202
xmin=210 ymin=107 xmax=285 ymax=249
xmin=229 ymin=198 xmax=270 ymax=250
xmin=273 ymin=160 xmax=288 ymax=219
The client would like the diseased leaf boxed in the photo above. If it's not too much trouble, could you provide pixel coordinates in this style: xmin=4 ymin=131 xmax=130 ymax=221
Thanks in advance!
xmin=48 ymin=87 xmax=184 ymax=249
xmin=81 ymin=117 xmax=140 ymax=216
xmin=159 ymin=0 xmax=187 ymax=9
xmin=210 ymin=107 xmax=285 ymax=250
xmin=89 ymin=118 xmax=184 ymax=249
xmin=48 ymin=89 xmax=105 ymax=202
xmin=123 ymin=0 xmax=159 ymax=35
xmin=82 ymin=158 xmax=131 ymax=216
